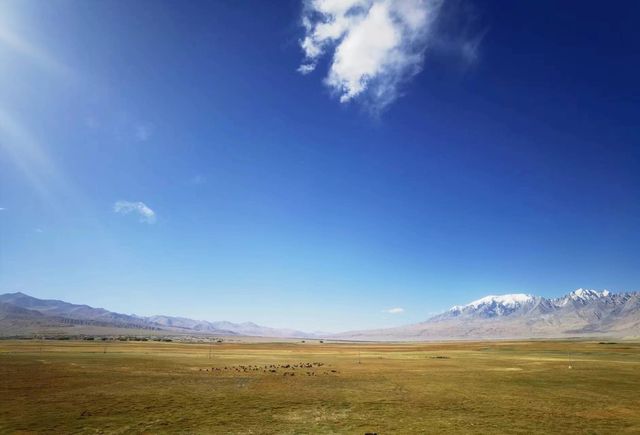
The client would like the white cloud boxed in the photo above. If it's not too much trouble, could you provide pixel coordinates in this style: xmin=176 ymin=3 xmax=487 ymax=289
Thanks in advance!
xmin=299 ymin=0 xmax=442 ymax=109
xmin=113 ymin=200 xmax=156 ymax=224
xmin=384 ymin=307 xmax=405 ymax=314
xmin=34 ymin=228 xmax=43 ymax=233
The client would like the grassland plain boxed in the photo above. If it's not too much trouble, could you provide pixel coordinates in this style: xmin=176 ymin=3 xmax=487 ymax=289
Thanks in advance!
xmin=1 ymin=340 xmax=639 ymax=434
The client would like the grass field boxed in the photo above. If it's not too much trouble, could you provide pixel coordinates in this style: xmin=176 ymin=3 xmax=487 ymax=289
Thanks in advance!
xmin=1 ymin=339 xmax=639 ymax=434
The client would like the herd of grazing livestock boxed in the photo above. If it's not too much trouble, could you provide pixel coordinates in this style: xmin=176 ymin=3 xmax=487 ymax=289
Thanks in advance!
xmin=199 ymin=361 xmax=339 ymax=376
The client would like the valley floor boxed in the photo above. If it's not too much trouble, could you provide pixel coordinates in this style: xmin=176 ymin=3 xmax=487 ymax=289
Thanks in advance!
xmin=1 ymin=339 xmax=639 ymax=433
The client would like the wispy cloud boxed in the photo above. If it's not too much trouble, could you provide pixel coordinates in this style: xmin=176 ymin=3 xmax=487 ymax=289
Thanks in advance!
xmin=298 ymin=0 xmax=442 ymax=110
xmin=428 ymin=0 xmax=486 ymax=68
xmin=188 ymin=174 xmax=206 ymax=186
xmin=383 ymin=307 xmax=405 ymax=314
xmin=113 ymin=201 xmax=156 ymax=224
xmin=134 ymin=123 xmax=153 ymax=142
xmin=34 ymin=228 xmax=43 ymax=233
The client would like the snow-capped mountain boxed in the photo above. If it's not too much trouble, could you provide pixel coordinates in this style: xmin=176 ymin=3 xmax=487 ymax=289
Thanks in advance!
xmin=554 ymin=288 xmax=611 ymax=306
xmin=335 ymin=289 xmax=640 ymax=341
xmin=438 ymin=289 xmax=623 ymax=320
xmin=446 ymin=294 xmax=537 ymax=318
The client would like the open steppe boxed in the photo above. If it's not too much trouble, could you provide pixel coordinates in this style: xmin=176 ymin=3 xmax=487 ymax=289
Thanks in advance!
xmin=1 ymin=339 xmax=639 ymax=434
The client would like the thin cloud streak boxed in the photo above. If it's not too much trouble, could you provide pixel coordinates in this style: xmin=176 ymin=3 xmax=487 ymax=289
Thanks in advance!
xmin=384 ymin=307 xmax=405 ymax=314
xmin=113 ymin=201 xmax=156 ymax=224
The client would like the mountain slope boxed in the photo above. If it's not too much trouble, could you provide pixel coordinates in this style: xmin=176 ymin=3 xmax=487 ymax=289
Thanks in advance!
xmin=0 ymin=292 xmax=312 ymax=338
xmin=146 ymin=315 xmax=309 ymax=338
xmin=0 ymin=292 xmax=159 ymax=330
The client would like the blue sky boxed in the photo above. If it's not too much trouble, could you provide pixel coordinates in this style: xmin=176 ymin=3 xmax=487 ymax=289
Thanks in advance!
xmin=0 ymin=0 xmax=638 ymax=332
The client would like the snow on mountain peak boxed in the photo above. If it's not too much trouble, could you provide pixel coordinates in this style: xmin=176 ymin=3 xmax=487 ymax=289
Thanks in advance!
xmin=554 ymin=288 xmax=612 ymax=306
xmin=449 ymin=293 xmax=535 ymax=313
xmin=442 ymin=289 xmax=620 ymax=318
xmin=570 ymin=288 xmax=610 ymax=300
xmin=467 ymin=293 xmax=534 ymax=308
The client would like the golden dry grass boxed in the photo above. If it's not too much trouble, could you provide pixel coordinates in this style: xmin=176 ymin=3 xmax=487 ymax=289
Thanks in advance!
xmin=1 ymin=339 xmax=639 ymax=434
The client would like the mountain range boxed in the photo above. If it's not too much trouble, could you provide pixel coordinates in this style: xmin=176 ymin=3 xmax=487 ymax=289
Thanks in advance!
xmin=1 ymin=289 xmax=639 ymax=340
xmin=336 ymin=289 xmax=640 ymax=340
xmin=0 ymin=292 xmax=308 ymax=338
